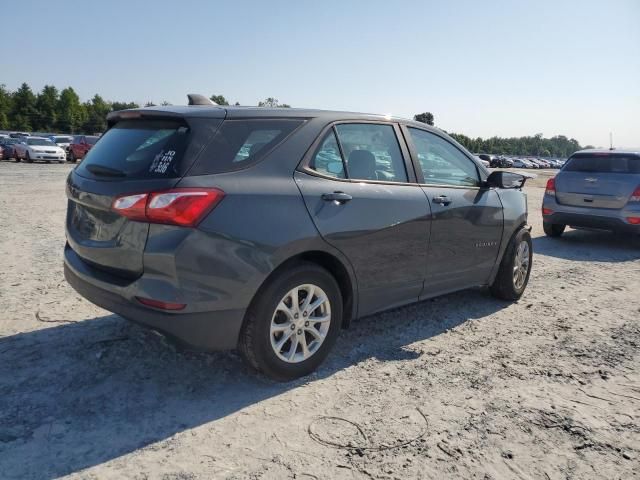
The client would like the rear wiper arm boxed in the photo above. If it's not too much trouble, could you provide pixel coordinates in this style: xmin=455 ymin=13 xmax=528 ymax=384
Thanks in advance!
xmin=86 ymin=164 xmax=126 ymax=177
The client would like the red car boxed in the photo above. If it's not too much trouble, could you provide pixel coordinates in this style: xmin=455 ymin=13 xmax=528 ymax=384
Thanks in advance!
xmin=68 ymin=135 xmax=99 ymax=162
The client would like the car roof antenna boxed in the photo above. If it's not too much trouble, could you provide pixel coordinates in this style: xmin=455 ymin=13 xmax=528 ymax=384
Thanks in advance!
xmin=609 ymin=132 xmax=615 ymax=150
xmin=187 ymin=94 xmax=217 ymax=106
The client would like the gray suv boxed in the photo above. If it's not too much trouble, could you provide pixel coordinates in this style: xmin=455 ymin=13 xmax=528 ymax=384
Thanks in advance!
xmin=64 ymin=98 xmax=533 ymax=380
xmin=542 ymin=150 xmax=640 ymax=237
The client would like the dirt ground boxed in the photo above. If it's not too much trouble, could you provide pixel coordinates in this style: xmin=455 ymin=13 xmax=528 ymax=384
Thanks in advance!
xmin=0 ymin=161 xmax=638 ymax=480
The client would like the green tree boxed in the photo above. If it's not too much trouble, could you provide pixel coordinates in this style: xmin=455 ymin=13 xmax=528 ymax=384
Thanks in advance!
xmin=82 ymin=94 xmax=110 ymax=133
xmin=258 ymin=97 xmax=290 ymax=108
xmin=11 ymin=83 xmax=37 ymax=131
xmin=0 ymin=84 xmax=12 ymax=130
xmin=111 ymin=101 xmax=139 ymax=111
xmin=210 ymin=94 xmax=229 ymax=106
xmin=413 ymin=112 xmax=434 ymax=126
xmin=35 ymin=85 xmax=59 ymax=131
xmin=56 ymin=87 xmax=85 ymax=133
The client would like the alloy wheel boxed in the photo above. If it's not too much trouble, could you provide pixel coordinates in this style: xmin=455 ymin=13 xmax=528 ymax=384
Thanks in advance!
xmin=270 ymin=284 xmax=331 ymax=363
xmin=513 ymin=241 xmax=530 ymax=290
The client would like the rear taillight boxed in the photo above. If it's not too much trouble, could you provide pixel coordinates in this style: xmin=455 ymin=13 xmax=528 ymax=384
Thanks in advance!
xmin=630 ymin=186 xmax=640 ymax=202
xmin=627 ymin=217 xmax=640 ymax=225
xmin=545 ymin=177 xmax=556 ymax=196
xmin=112 ymin=188 xmax=225 ymax=227
xmin=542 ymin=207 xmax=553 ymax=215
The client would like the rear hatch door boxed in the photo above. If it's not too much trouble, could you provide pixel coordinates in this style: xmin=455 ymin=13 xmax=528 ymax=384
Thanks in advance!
xmin=66 ymin=113 xmax=223 ymax=278
xmin=555 ymin=153 xmax=640 ymax=209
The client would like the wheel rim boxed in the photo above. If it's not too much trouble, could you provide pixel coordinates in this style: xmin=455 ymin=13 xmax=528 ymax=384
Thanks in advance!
xmin=512 ymin=241 xmax=530 ymax=290
xmin=270 ymin=284 xmax=331 ymax=363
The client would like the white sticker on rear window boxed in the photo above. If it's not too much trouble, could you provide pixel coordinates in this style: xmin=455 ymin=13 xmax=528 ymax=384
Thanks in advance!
xmin=149 ymin=150 xmax=176 ymax=174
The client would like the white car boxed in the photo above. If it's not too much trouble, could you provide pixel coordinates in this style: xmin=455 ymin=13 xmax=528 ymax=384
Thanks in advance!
xmin=49 ymin=135 xmax=74 ymax=155
xmin=14 ymin=137 xmax=67 ymax=163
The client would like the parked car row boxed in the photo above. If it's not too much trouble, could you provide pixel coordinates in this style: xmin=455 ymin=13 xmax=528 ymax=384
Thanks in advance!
xmin=0 ymin=132 xmax=99 ymax=163
xmin=473 ymin=153 xmax=566 ymax=169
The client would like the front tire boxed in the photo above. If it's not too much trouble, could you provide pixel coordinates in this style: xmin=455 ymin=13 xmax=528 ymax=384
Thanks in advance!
xmin=25 ymin=152 xmax=33 ymax=163
xmin=68 ymin=150 xmax=76 ymax=163
xmin=490 ymin=228 xmax=532 ymax=301
xmin=543 ymin=222 xmax=565 ymax=237
xmin=239 ymin=263 xmax=343 ymax=381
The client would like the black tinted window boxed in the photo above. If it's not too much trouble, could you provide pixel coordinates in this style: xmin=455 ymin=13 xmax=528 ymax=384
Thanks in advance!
xmin=309 ymin=130 xmax=346 ymax=179
xmin=190 ymin=119 xmax=303 ymax=175
xmin=76 ymin=120 xmax=190 ymax=179
xmin=334 ymin=123 xmax=407 ymax=182
xmin=564 ymin=154 xmax=640 ymax=173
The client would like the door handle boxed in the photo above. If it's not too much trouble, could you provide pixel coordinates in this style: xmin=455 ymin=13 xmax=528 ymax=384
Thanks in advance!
xmin=321 ymin=191 xmax=353 ymax=204
xmin=432 ymin=195 xmax=452 ymax=206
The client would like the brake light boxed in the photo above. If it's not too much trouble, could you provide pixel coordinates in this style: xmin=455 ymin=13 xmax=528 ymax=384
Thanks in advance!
xmin=542 ymin=207 xmax=553 ymax=215
xmin=545 ymin=177 xmax=556 ymax=196
xmin=112 ymin=188 xmax=225 ymax=227
xmin=630 ymin=186 xmax=640 ymax=202
xmin=136 ymin=296 xmax=186 ymax=310
xmin=627 ymin=217 xmax=640 ymax=225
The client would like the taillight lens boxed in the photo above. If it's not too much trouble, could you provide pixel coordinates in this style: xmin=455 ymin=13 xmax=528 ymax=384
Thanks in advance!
xmin=627 ymin=217 xmax=640 ymax=225
xmin=545 ymin=177 xmax=556 ymax=196
xmin=542 ymin=207 xmax=553 ymax=215
xmin=112 ymin=188 xmax=225 ymax=227
xmin=630 ymin=186 xmax=640 ymax=202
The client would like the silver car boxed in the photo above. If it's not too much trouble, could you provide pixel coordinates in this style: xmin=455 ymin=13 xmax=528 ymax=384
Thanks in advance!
xmin=542 ymin=149 xmax=640 ymax=236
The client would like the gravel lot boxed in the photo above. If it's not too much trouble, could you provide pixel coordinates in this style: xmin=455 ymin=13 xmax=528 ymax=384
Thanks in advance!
xmin=0 ymin=161 xmax=638 ymax=480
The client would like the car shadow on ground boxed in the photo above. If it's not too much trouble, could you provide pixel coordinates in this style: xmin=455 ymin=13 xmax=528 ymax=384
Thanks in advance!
xmin=0 ymin=289 xmax=507 ymax=479
xmin=533 ymin=229 xmax=640 ymax=263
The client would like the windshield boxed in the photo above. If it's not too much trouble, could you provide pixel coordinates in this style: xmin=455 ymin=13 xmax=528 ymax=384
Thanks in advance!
xmin=27 ymin=138 xmax=55 ymax=146
xmin=564 ymin=154 xmax=640 ymax=174
xmin=76 ymin=120 xmax=190 ymax=179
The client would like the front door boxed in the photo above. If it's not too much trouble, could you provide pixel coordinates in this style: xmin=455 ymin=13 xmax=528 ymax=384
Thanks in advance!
xmin=403 ymin=127 xmax=503 ymax=295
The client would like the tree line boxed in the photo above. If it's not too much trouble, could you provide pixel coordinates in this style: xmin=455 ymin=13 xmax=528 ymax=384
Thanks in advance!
xmin=0 ymin=83 xmax=588 ymax=157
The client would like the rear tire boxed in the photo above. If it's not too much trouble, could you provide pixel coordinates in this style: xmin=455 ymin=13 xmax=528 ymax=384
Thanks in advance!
xmin=239 ymin=262 xmax=343 ymax=381
xmin=69 ymin=150 xmax=76 ymax=163
xmin=490 ymin=228 xmax=532 ymax=301
xmin=25 ymin=152 xmax=33 ymax=163
xmin=543 ymin=222 xmax=565 ymax=237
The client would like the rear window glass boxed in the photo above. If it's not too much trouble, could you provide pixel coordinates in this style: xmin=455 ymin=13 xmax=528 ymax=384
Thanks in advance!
xmin=189 ymin=119 xmax=303 ymax=175
xmin=76 ymin=120 xmax=190 ymax=179
xmin=86 ymin=136 xmax=99 ymax=145
xmin=564 ymin=154 xmax=640 ymax=174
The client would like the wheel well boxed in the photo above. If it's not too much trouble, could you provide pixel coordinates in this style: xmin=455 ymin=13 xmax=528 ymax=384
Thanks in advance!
xmin=256 ymin=251 xmax=355 ymax=329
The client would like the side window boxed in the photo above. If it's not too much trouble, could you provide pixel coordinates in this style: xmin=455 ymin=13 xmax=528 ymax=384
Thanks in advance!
xmin=408 ymin=128 xmax=479 ymax=186
xmin=334 ymin=123 xmax=408 ymax=183
xmin=309 ymin=130 xmax=345 ymax=179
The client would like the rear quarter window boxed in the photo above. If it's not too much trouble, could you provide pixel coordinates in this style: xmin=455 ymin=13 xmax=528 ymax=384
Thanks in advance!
xmin=188 ymin=119 xmax=304 ymax=175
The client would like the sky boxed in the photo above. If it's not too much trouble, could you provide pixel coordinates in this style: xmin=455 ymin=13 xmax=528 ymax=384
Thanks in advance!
xmin=4 ymin=0 xmax=639 ymax=148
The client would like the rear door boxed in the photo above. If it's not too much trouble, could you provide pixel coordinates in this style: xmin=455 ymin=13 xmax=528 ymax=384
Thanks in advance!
xmin=296 ymin=122 xmax=431 ymax=316
xmin=403 ymin=126 xmax=503 ymax=295
xmin=555 ymin=153 xmax=640 ymax=209
xmin=66 ymin=116 xmax=222 ymax=278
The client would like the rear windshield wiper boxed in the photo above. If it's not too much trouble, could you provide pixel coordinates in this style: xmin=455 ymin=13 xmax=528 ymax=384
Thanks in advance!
xmin=86 ymin=164 xmax=126 ymax=177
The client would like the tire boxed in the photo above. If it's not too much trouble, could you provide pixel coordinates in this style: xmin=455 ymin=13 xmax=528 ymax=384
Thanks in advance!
xmin=25 ymin=152 xmax=33 ymax=163
xmin=543 ymin=222 xmax=565 ymax=237
xmin=490 ymin=228 xmax=533 ymax=301
xmin=239 ymin=262 xmax=343 ymax=381
xmin=69 ymin=150 xmax=76 ymax=163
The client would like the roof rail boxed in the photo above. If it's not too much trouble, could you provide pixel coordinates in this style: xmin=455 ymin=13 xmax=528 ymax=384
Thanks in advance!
xmin=187 ymin=94 xmax=217 ymax=106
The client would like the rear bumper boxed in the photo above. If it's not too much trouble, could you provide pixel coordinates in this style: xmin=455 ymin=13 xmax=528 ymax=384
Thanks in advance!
xmin=543 ymin=211 xmax=640 ymax=233
xmin=64 ymin=245 xmax=245 ymax=350
xmin=543 ymin=195 xmax=640 ymax=233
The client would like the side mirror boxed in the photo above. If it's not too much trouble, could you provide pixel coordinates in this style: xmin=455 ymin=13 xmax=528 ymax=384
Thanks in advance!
xmin=486 ymin=171 xmax=533 ymax=189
